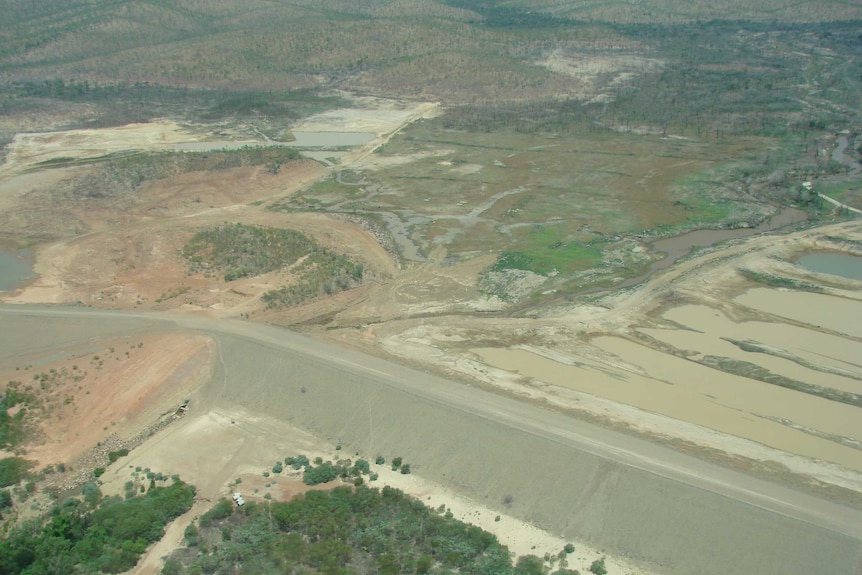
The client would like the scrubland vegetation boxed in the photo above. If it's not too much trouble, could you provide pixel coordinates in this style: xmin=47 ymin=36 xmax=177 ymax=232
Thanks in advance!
xmin=63 ymin=147 xmax=301 ymax=200
xmin=182 ymin=224 xmax=364 ymax=306
xmin=166 ymin=485 xmax=579 ymax=575
xmin=160 ymin=452 xmax=583 ymax=574
xmin=184 ymin=224 xmax=317 ymax=282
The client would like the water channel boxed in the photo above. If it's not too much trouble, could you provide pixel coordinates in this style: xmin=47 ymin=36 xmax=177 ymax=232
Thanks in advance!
xmin=607 ymin=207 xmax=810 ymax=290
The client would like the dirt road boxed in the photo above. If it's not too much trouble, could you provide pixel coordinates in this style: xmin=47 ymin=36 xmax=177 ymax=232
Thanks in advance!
xmin=2 ymin=303 xmax=861 ymax=575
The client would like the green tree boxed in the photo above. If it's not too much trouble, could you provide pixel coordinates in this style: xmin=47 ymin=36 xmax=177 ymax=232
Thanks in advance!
xmin=515 ymin=555 xmax=545 ymax=575
xmin=0 ymin=489 xmax=12 ymax=510
xmin=0 ymin=457 xmax=32 ymax=487
xmin=590 ymin=557 xmax=607 ymax=575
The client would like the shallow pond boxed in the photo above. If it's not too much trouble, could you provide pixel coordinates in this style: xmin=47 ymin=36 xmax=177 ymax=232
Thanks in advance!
xmin=171 ymin=131 xmax=375 ymax=153
xmin=286 ymin=131 xmax=375 ymax=147
xmin=796 ymin=252 xmax=862 ymax=281
xmin=0 ymin=248 xmax=35 ymax=291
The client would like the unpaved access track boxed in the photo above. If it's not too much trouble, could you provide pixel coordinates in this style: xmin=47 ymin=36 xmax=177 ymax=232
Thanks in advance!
xmin=1 ymin=304 xmax=861 ymax=575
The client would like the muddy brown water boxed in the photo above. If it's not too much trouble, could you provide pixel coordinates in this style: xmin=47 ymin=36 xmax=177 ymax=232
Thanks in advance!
xmin=637 ymin=207 xmax=807 ymax=282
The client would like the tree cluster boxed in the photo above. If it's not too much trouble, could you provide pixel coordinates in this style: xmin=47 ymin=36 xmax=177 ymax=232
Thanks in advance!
xmin=0 ymin=480 xmax=195 ymax=574
xmin=183 ymin=223 xmax=317 ymax=282
xmin=167 ymin=485 xmax=580 ymax=575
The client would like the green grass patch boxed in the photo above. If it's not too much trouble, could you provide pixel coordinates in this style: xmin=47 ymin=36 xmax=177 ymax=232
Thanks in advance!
xmin=492 ymin=226 xmax=601 ymax=275
xmin=817 ymin=180 xmax=862 ymax=210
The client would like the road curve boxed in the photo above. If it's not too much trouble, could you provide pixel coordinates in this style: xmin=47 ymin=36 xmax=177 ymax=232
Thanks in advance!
xmin=2 ymin=303 xmax=861 ymax=543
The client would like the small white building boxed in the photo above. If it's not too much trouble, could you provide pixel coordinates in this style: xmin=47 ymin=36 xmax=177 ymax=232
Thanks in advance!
xmin=232 ymin=492 xmax=245 ymax=506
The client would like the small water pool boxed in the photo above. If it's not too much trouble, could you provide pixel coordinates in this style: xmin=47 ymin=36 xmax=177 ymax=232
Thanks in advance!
xmin=796 ymin=252 xmax=862 ymax=281
xmin=286 ymin=131 xmax=375 ymax=147
xmin=0 ymin=248 xmax=35 ymax=291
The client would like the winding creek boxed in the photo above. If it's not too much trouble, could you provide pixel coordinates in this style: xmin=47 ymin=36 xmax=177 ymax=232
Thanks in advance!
xmin=611 ymin=207 xmax=809 ymax=289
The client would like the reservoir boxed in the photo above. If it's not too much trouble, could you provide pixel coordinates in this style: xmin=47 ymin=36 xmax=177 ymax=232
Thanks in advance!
xmin=286 ymin=131 xmax=375 ymax=147
xmin=171 ymin=131 xmax=375 ymax=153
xmin=796 ymin=252 xmax=862 ymax=281
xmin=0 ymin=248 xmax=35 ymax=291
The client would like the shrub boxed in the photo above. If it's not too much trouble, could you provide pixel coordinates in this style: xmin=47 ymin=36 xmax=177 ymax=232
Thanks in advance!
xmin=375 ymin=455 xmax=385 ymax=465
xmin=200 ymin=498 xmax=234 ymax=526
xmin=93 ymin=467 xmax=105 ymax=478
xmin=589 ymin=557 xmax=607 ymax=575
xmin=184 ymin=523 xmax=199 ymax=546
xmin=400 ymin=464 xmax=411 ymax=475
xmin=352 ymin=459 xmax=370 ymax=475
xmin=0 ymin=489 xmax=12 ymax=510
xmin=302 ymin=462 xmax=340 ymax=485
xmin=272 ymin=461 xmax=283 ymax=474
xmin=565 ymin=543 xmax=575 ymax=554
xmin=0 ymin=457 xmax=32 ymax=487
xmin=516 ymin=555 xmax=545 ymax=575
xmin=107 ymin=448 xmax=130 ymax=463
xmin=285 ymin=455 xmax=309 ymax=469
xmin=82 ymin=482 xmax=102 ymax=507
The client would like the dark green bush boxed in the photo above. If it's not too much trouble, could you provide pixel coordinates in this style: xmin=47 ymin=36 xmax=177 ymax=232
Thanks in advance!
xmin=0 ymin=457 xmax=32 ymax=487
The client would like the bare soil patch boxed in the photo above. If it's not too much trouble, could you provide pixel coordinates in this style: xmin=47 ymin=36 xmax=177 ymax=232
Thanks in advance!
xmin=1 ymin=330 xmax=213 ymax=469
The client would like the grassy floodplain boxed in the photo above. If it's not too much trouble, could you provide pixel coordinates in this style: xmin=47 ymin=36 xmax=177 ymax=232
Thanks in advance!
xmin=281 ymin=120 xmax=801 ymax=297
